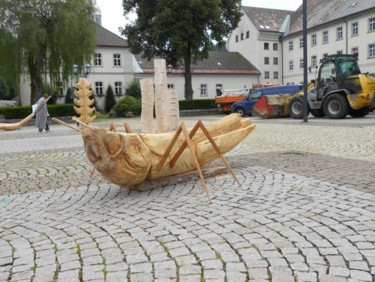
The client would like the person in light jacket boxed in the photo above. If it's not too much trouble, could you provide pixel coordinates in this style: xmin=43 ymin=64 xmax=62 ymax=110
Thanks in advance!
xmin=34 ymin=94 xmax=50 ymax=133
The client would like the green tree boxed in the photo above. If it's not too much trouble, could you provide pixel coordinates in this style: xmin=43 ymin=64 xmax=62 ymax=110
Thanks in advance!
xmin=0 ymin=28 xmax=20 ymax=98
xmin=104 ymin=85 xmax=116 ymax=113
xmin=122 ymin=0 xmax=242 ymax=100
xmin=0 ymin=0 xmax=97 ymax=103
xmin=125 ymin=79 xmax=141 ymax=99
xmin=65 ymin=87 xmax=75 ymax=104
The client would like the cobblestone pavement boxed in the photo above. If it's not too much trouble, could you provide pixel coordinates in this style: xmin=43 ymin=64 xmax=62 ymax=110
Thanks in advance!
xmin=0 ymin=115 xmax=374 ymax=282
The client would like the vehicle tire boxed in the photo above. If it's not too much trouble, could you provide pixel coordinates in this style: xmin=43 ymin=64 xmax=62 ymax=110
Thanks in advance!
xmin=349 ymin=107 xmax=371 ymax=118
xmin=323 ymin=94 xmax=349 ymax=119
xmin=310 ymin=108 xmax=325 ymax=118
xmin=288 ymin=96 xmax=305 ymax=119
xmin=235 ymin=107 xmax=245 ymax=117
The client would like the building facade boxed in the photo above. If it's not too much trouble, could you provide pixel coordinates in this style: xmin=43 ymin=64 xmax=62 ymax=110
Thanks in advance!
xmin=228 ymin=0 xmax=375 ymax=85
xmin=19 ymin=24 xmax=260 ymax=107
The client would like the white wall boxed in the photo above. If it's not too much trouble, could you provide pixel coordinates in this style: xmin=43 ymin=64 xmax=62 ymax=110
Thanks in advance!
xmin=135 ymin=72 xmax=259 ymax=100
xmin=283 ymin=10 xmax=375 ymax=84
xmin=227 ymin=9 xmax=283 ymax=84
xmin=89 ymin=47 xmax=134 ymax=111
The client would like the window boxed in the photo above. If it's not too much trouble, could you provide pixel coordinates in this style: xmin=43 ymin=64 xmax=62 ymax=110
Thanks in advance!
xmin=369 ymin=44 xmax=375 ymax=58
xmin=241 ymin=33 xmax=244 ymax=40
xmin=319 ymin=61 xmax=336 ymax=88
xmin=336 ymin=26 xmax=343 ymax=40
xmin=311 ymin=34 xmax=317 ymax=47
xmin=264 ymin=71 xmax=270 ymax=79
xmin=299 ymin=37 xmax=304 ymax=48
xmin=273 ymin=72 xmax=279 ymax=79
xmin=167 ymin=84 xmax=175 ymax=89
xmin=273 ymin=43 xmax=278 ymax=50
xmin=289 ymin=60 xmax=294 ymax=71
xmin=216 ymin=84 xmax=222 ymax=96
xmin=264 ymin=43 xmax=269 ymax=50
xmin=94 ymin=53 xmax=102 ymax=66
xmin=311 ymin=55 xmax=317 ymax=67
xmin=235 ymin=35 xmax=238 ymax=42
xmin=95 ymin=82 xmax=103 ymax=95
xmin=200 ymin=84 xmax=207 ymax=97
xmin=337 ymin=50 xmax=343 ymax=55
xmin=369 ymin=17 xmax=375 ymax=32
xmin=351 ymin=47 xmax=358 ymax=55
xmin=352 ymin=22 xmax=358 ymax=36
xmin=273 ymin=57 xmax=278 ymax=65
xmin=323 ymin=30 xmax=329 ymax=44
xmin=300 ymin=59 xmax=304 ymax=69
xmin=264 ymin=57 xmax=269 ymax=65
xmin=289 ymin=41 xmax=293 ymax=51
xmin=114 ymin=82 xmax=122 ymax=95
xmin=113 ymin=54 xmax=121 ymax=66
xmin=246 ymin=31 xmax=250 ymax=38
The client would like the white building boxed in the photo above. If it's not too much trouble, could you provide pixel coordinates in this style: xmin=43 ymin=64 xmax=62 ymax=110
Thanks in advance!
xmin=133 ymin=51 xmax=260 ymax=101
xmin=91 ymin=25 xmax=260 ymax=105
xmin=227 ymin=7 xmax=292 ymax=85
xmin=228 ymin=0 xmax=375 ymax=85
xmin=19 ymin=24 xmax=260 ymax=107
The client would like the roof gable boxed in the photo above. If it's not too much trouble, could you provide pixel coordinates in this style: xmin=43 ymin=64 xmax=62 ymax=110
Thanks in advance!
xmin=135 ymin=51 xmax=260 ymax=75
xmin=288 ymin=0 xmax=375 ymax=35
xmin=96 ymin=24 xmax=128 ymax=48
xmin=242 ymin=6 xmax=294 ymax=32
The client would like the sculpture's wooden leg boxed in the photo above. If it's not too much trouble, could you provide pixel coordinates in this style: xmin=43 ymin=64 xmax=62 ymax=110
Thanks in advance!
xmin=196 ymin=121 xmax=241 ymax=186
xmin=169 ymin=120 xmax=240 ymax=186
xmin=156 ymin=122 xmax=211 ymax=202
xmin=180 ymin=123 xmax=211 ymax=203
xmin=108 ymin=122 xmax=118 ymax=132
xmin=169 ymin=122 xmax=200 ymax=168
xmin=90 ymin=166 xmax=96 ymax=179
xmin=156 ymin=126 xmax=183 ymax=171
xmin=124 ymin=122 xmax=132 ymax=133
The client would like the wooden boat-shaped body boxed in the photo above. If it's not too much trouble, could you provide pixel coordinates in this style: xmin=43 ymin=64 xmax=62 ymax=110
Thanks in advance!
xmin=82 ymin=114 xmax=255 ymax=187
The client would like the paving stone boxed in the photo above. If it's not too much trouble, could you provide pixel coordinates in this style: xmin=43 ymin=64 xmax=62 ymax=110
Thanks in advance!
xmin=2 ymin=116 xmax=375 ymax=281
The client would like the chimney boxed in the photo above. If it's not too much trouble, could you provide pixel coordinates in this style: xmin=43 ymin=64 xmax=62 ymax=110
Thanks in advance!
xmin=95 ymin=14 xmax=102 ymax=25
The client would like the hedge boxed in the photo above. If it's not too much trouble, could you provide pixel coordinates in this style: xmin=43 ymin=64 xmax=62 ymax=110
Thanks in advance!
xmin=179 ymin=99 xmax=216 ymax=110
xmin=0 ymin=104 xmax=76 ymax=119
xmin=0 ymin=99 xmax=217 ymax=120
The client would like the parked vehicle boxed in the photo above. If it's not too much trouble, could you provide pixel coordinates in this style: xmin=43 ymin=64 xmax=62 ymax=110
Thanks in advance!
xmin=289 ymin=54 xmax=375 ymax=119
xmin=215 ymin=89 xmax=247 ymax=113
xmin=231 ymin=84 xmax=303 ymax=116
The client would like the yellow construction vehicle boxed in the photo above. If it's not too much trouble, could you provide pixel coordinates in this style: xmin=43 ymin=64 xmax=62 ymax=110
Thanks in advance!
xmin=289 ymin=54 xmax=375 ymax=119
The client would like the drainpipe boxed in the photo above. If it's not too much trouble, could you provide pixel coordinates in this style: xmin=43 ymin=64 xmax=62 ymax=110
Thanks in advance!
xmin=344 ymin=17 xmax=348 ymax=54
xmin=281 ymin=35 xmax=284 ymax=84
xmin=303 ymin=0 xmax=308 ymax=122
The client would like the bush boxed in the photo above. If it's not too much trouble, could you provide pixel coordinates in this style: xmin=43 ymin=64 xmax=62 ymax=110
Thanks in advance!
xmin=104 ymin=85 xmax=116 ymax=113
xmin=64 ymin=87 xmax=75 ymax=104
xmin=179 ymin=99 xmax=216 ymax=110
xmin=125 ymin=79 xmax=141 ymax=98
xmin=0 ymin=80 xmax=17 ymax=100
xmin=113 ymin=96 xmax=141 ymax=117
xmin=0 ymin=104 xmax=76 ymax=119
xmin=43 ymin=83 xmax=60 ymax=104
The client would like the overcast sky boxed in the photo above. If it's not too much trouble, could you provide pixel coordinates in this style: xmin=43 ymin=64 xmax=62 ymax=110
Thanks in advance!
xmin=95 ymin=0 xmax=302 ymax=37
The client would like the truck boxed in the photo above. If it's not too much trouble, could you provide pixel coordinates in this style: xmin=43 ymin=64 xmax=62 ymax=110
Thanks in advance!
xmin=215 ymin=89 xmax=247 ymax=113
xmin=288 ymin=54 xmax=375 ymax=119
xmin=231 ymin=84 xmax=303 ymax=116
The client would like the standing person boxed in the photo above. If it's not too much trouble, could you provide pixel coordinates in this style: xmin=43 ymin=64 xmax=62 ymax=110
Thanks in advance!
xmin=34 ymin=94 xmax=50 ymax=133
